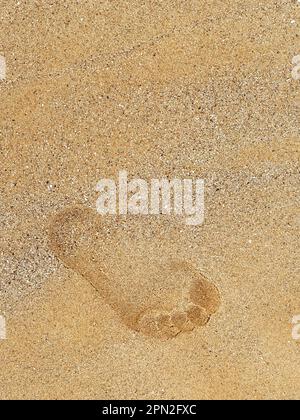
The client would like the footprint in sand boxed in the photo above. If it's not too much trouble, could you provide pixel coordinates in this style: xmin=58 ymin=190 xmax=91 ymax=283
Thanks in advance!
xmin=49 ymin=206 xmax=220 ymax=339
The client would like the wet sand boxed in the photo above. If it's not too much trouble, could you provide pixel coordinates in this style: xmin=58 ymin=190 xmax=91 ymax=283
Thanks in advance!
xmin=0 ymin=0 xmax=299 ymax=399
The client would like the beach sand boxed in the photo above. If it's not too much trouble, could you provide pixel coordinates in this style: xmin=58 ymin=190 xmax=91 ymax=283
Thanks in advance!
xmin=0 ymin=0 xmax=299 ymax=399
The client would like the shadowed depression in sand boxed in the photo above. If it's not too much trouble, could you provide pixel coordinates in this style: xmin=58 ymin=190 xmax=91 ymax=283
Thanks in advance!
xmin=49 ymin=206 xmax=220 ymax=339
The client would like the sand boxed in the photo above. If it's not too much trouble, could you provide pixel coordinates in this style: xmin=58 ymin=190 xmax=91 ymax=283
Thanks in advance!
xmin=0 ymin=0 xmax=299 ymax=400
